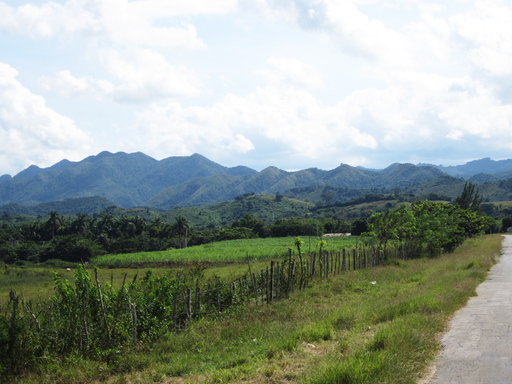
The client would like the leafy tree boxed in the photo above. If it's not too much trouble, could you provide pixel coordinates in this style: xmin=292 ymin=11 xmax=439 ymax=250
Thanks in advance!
xmin=368 ymin=201 xmax=485 ymax=257
xmin=232 ymin=214 xmax=266 ymax=237
xmin=455 ymin=182 xmax=483 ymax=212
xmin=502 ymin=216 xmax=512 ymax=232
xmin=351 ymin=218 xmax=368 ymax=236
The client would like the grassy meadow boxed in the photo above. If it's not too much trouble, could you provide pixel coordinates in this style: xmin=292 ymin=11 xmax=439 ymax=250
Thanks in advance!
xmin=1 ymin=234 xmax=504 ymax=383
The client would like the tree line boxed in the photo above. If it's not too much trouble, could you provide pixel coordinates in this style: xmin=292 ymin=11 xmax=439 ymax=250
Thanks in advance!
xmin=0 ymin=210 xmax=364 ymax=265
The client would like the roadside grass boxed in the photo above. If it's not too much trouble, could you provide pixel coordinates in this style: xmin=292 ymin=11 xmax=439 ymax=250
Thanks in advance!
xmin=7 ymin=234 xmax=503 ymax=384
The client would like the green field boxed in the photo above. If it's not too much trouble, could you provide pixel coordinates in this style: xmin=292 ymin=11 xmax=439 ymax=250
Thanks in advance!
xmin=1 ymin=236 xmax=357 ymax=302
xmin=92 ymin=235 xmax=358 ymax=267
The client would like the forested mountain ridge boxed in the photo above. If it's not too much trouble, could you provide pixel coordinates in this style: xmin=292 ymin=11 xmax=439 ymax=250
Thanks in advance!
xmin=0 ymin=152 xmax=257 ymax=207
xmin=0 ymin=152 xmax=511 ymax=210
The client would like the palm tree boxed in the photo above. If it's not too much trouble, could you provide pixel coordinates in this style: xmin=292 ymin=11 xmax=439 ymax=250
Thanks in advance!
xmin=72 ymin=213 xmax=89 ymax=235
xmin=98 ymin=213 xmax=113 ymax=236
xmin=173 ymin=216 xmax=190 ymax=249
xmin=45 ymin=211 xmax=62 ymax=240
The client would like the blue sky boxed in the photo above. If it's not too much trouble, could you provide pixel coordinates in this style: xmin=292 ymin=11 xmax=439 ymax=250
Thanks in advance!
xmin=1 ymin=0 xmax=512 ymax=176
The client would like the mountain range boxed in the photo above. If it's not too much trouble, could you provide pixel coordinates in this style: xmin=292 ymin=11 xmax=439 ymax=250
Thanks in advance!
xmin=1 ymin=152 xmax=511 ymax=210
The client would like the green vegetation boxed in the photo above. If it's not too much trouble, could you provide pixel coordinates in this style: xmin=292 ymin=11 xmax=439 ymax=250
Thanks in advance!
xmin=92 ymin=236 xmax=357 ymax=268
xmin=1 ymin=234 xmax=502 ymax=383
xmin=368 ymin=201 xmax=487 ymax=257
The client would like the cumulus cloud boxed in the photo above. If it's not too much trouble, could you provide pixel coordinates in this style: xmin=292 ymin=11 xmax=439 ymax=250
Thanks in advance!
xmin=239 ymin=0 xmax=299 ymax=24
xmin=101 ymin=48 xmax=202 ymax=101
xmin=0 ymin=0 xmax=210 ymax=49
xmin=38 ymin=70 xmax=114 ymax=98
xmin=256 ymin=57 xmax=322 ymax=89
xmin=130 ymin=85 xmax=378 ymax=166
xmin=301 ymin=0 xmax=416 ymax=68
xmin=451 ymin=1 xmax=512 ymax=76
xmin=38 ymin=49 xmax=202 ymax=102
xmin=0 ymin=63 xmax=92 ymax=175
xmin=129 ymin=60 xmax=512 ymax=169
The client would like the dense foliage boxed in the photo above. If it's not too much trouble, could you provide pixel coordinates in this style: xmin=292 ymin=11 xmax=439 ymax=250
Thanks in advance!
xmin=368 ymin=201 xmax=490 ymax=257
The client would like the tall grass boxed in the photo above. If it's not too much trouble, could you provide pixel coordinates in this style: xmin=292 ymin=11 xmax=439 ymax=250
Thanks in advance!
xmin=5 ymin=234 xmax=502 ymax=383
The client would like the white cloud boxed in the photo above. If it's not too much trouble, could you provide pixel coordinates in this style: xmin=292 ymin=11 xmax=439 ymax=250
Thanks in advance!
xmin=101 ymin=48 xmax=203 ymax=101
xmin=131 ymin=85 xmax=378 ymax=166
xmin=239 ymin=0 xmax=299 ymax=24
xmin=38 ymin=70 xmax=114 ymax=98
xmin=0 ymin=0 xmax=209 ymax=49
xmin=0 ymin=63 xmax=92 ymax=175
xmin=256 ymin=57 xmax=322 ymax=89
xmin=304 ymin=0 xmax=417 ymax=68
xmin=38 ymin=49 xmax=203 ymax=102
xmin=341 ymin=70 xmax=512 ymax=153
xmin=451 ymin=1 xmax=512 ymax=76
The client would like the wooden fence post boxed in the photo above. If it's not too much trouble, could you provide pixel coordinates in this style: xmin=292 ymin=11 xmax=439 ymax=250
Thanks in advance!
xmin=276 ymin=262 xmax=280 ymax=300
xmin=261 ymin=270 xmax=265 ymax=305
xmin=270 ymin=261 xmax=274 ymax=303
xmin=326 ymin=252 xmax=329 ymax=278
xmin=266 ymin=267 xmax=270 ymax=304
xmin=252 ymin=273 xmax=258 ymax=304
xmin=186 ymin=288 xmax=192 ymax=323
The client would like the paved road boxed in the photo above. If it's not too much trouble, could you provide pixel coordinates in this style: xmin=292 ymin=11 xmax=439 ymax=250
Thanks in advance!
xmin=428 ymin=235 xmax=512 ymax=384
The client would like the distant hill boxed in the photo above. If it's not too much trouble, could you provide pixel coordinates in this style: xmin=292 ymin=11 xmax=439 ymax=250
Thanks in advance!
xmin=0 ymin=196 xmax=115 ymax=216
xmin=1 ymin=152 xmax=511 ymax=211
xmin=419 ymin=158 xmax=512 ymax=179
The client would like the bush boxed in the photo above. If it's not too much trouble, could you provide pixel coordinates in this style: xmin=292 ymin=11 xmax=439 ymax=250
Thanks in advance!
xmin=39 ymin=235 xmax=105 ymax=262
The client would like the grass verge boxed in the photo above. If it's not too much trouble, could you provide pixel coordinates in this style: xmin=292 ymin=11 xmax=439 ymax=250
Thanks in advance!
xmin=6 ymin=234 xmax=503 ymax=383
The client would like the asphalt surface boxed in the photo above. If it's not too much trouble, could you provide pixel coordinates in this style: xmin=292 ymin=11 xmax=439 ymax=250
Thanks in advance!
xmin=427 ymin=235 xmax=512 ymax=384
